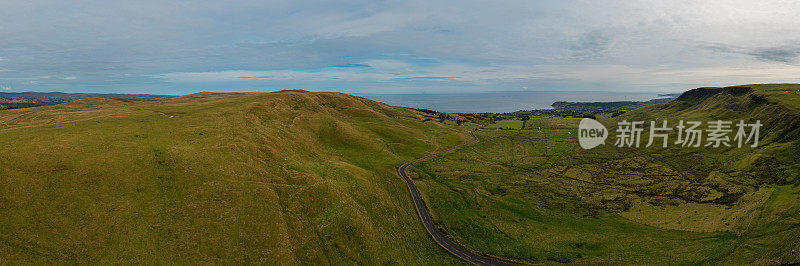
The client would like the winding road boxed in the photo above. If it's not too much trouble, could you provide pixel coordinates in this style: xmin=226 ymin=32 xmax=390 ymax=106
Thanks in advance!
xmin=397 ymin=131 xmax=511 ymax=266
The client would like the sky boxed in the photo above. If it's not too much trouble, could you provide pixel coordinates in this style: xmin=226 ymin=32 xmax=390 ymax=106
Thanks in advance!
xmin=1 ymin=0 xmax=799 ymax=95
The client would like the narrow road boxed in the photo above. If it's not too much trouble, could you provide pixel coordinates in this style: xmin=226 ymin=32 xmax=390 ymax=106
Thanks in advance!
xmin=397 ymin=131 xmax=511 ymax=266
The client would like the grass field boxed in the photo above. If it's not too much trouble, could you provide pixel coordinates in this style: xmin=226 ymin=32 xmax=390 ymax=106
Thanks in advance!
xmin=485 ymin=119 xmax=524 ymax=130
xmin=1 ymin=85 xmax=798 ymax=264
xmin=408 ymin=84 xmax=800 ymax=264
xmin=0 ymin=91 xmax=471 ymax=264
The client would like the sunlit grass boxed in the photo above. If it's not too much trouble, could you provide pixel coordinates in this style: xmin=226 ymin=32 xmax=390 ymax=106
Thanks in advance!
xmin=408 ymin=84 xmax=800 ymax=264
xmin=0 ymin=91 xmax=469 ymax=264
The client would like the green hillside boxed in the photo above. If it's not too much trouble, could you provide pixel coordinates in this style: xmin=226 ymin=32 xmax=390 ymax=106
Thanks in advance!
xmin=408 ymin=84 xmax=800 ymax=264
xmin=2 ymin=85 xmax=798 ymax=264
xmin=0 ymin=90 xmax=469 ymax=264
xmin=620 ymin=84 xmax=800 ymax=186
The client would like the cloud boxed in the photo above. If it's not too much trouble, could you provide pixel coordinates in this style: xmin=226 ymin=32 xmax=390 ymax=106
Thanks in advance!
xmin=570 ymin=30 xmax=613 ymax=60
xmin=330 ymin=63 xmax=371 ymax=68
xmin=748 ymin=47 xmax=800 ymax=63
xmin=1 ymin=0 xmax=800 ymax=94
xmin=703 ymin=42 xmax=800 ymax=64
xmin=1 ymin=86 xmax=11 ymax=91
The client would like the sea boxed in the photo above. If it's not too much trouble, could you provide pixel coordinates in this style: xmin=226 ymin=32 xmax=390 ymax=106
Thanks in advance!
xmin=356 ymin=91 xmax=671 ymax=113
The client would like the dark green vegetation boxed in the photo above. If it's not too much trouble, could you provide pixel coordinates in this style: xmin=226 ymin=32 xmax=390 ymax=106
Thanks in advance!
xmin=0 ymin=92 xmax=172 ymax=110
xmin=462 ymin=108 xmax=617 ymax=127
xmin=552 ymin=95 xmax=676 ymax=111
xmin=0 ymin=91 xmax=471 ymax=264
xmin=462 ymin=93 xmax=680 ymax=124
xmin=0 ymin=96 xmax=73 ymax=110
xmin=409 ymin=84 xmax=800 ymax=264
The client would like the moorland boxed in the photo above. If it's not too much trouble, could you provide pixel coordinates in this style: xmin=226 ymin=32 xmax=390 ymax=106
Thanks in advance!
xmin=1 ymin=84 xmax=798 ymax=264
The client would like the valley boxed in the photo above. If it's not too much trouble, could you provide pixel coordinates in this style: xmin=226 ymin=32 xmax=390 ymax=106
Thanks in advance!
xmin=409 ymin=84 xmax=800 ymax=264
xmin=0 ymin=85 xmax=798 ymax=264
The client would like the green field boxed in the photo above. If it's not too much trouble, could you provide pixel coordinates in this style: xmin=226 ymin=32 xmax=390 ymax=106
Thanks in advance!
xmin=0 ymin=85 xmax=798 ymax=264
xmin=0 ymin=91 xmax=470 ymax=264
xmin=409 ymin=84 xmax=800 ymax=264
xmin=485 ymin=119 xmax=524 ymax=130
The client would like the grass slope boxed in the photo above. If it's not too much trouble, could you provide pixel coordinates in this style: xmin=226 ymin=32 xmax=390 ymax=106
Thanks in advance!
xmin=409 ymin=84 xmax=800 ymax=264
xmin=0 ymin=90 xmax=469 ymax=264
xmin=485 ymin=119 xmax=524 ymax=130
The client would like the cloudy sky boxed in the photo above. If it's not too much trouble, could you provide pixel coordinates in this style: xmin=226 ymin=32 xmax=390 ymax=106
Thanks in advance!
xmin=1 ymin=0 xmax=799 ymax=94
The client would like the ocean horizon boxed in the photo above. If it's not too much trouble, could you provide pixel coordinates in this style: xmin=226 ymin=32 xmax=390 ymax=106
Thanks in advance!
xmin=357 ymin=91 xmax=672 ymax=113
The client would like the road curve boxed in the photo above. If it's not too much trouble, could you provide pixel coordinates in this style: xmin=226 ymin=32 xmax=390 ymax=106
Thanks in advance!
xmin=397 ymin=131 xmax=511 ymax=266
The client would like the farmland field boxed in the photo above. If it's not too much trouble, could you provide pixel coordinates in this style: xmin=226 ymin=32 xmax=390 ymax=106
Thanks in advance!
xmin=408 ymin=84 xmax=800 ymax=264
xmin=485 ymin=119 xmax=524 ymax=130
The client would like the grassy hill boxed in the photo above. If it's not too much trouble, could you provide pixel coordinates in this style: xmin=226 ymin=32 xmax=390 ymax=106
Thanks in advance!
xmin=620 ymin=84 xmax=800 ymax=186
xmin=0 ymin=90 xmax=470 ymax=264
xmin=0 ymin=91 xmax=173 ymax=110
xmin=2 ymin=85 xmax=798 ymax=264
xmin=408 ymin=84 xmax=800 ymax=264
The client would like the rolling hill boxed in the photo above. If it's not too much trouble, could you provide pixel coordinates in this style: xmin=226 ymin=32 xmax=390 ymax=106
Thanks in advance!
xmin=1 ymin=84 xmax=798 ymax=264
xmin=407 ymin=84 xmax=800 ymax=264
xmin=0 ymin=90 xmax=469 ymax=264
xmin=0 ymin=92 xmax=173 ymax=110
